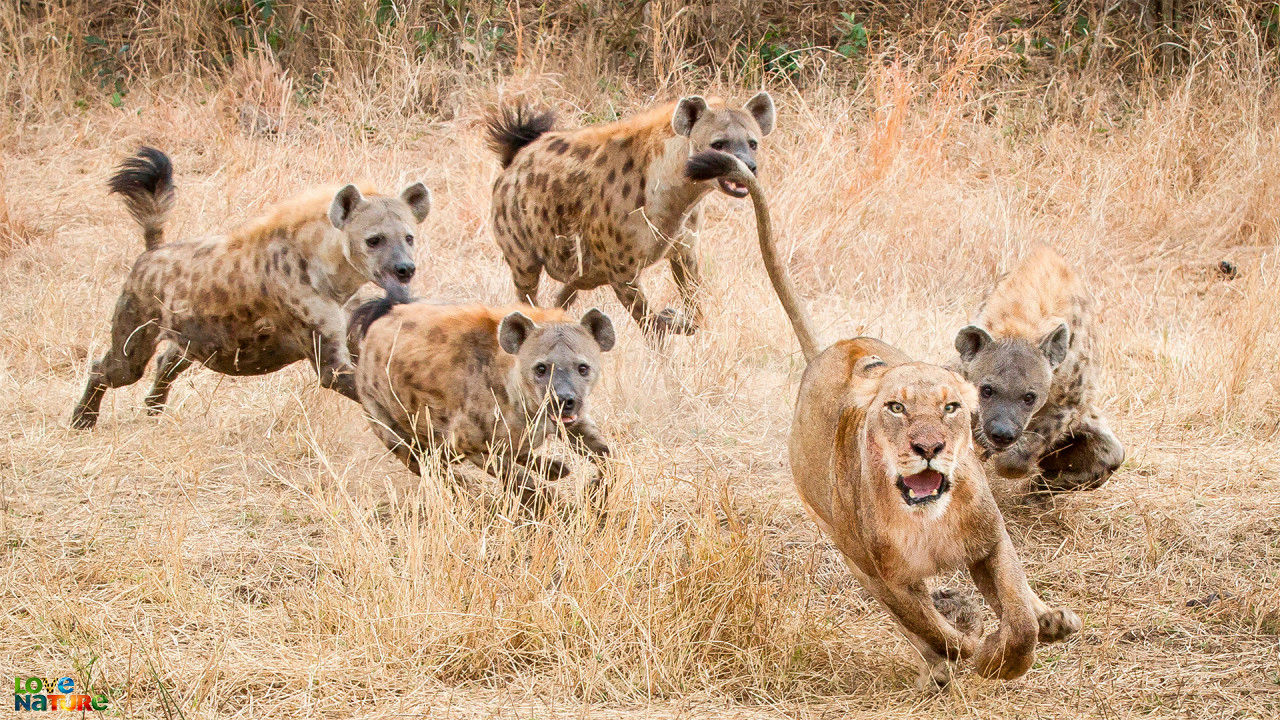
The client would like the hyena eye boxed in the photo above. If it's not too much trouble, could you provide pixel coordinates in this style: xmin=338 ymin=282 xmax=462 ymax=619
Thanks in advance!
xmin=710 ymin=140 xmax=728 ymax=151
xmin=944 ymin=402 xmax=961 ymax=414
xmin=1022 ymin=392 xmax=1037 ymax=405
xmin=980 ymin=385 xmax=995 ymax=398
xmin=577 ymin=363 xmax=590 ymax=377
xmin=534 ymin=363 xmax=548 ymax=377
xmin=365 ymin=235 xmax=384 ymax=248
xmin=748 ymin=139 xmax=758 ymax=150
xmin=405 ymin=234 xmax=414 ymax=246
xmin=886 ymin=401 xmax=905 ymax=415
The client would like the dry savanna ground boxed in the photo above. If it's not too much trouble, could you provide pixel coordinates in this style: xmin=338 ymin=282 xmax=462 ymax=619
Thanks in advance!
xmin=3 ymin=43 xmax=1280 ymax=720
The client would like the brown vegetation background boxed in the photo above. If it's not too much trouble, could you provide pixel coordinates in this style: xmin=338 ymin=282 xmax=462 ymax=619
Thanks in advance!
xmin=2 ymin=1 xmax=1279 ymax=718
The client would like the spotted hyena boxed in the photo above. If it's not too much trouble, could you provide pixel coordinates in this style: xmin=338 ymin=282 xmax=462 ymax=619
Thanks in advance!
xmin=485 ymin=93 xmax=775 ymax=338
xmin=70 ymin=147 xmax=430 ymax=429
xmin=349 ymin=288 xmax=615 ymax=512
xmin=954 ymin=247 xmax=1124 ymax=492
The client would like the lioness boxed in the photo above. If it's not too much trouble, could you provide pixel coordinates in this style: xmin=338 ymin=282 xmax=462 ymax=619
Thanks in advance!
xmin=790 ymin=338 xmax=1080 ymax=689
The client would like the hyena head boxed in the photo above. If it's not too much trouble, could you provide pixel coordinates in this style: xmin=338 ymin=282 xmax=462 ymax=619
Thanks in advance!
xmin=671 ymin=92 xmax=775 ymax=198
xmin=954 ymin=323 xmax=1070 ymax=451
xmin=498 ymin=309 xmax=616 ymax=425
xmin=328 ymin=183 xmax=431 ymax=292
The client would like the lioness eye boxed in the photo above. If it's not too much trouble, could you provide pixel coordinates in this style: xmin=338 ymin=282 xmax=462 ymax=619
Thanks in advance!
xmin=980 ymin=385 xmax=994 ymax=398
xmin=1023 ymin=392 xmax=1037 ymax=405
xmin=577 ymin=363 xmax=590 ymax=377
xmin=534 ymin=363 xmax=548 ymax=377
xmin=944 ymin=402 xmax=961 ymax=414
xmin=887 ymin=401 xmax=905 ymax=414
xmin=365 ymin=235 xmax=383 ymax=248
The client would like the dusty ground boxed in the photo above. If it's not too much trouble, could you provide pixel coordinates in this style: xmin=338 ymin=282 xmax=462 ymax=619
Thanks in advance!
xmin=2 ymin=72 xmax=1279 ymax=718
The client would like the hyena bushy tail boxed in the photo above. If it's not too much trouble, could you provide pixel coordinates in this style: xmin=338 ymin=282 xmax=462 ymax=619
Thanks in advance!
xmin=484 ymin=105 xmax=555 ymax=168
xmin=108 ymin=147 xmax=175 ymax=250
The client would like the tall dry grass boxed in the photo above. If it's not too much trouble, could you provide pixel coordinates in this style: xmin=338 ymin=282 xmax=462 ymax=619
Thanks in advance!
xmin=2 ymin=2 xmax=1280 ymax=718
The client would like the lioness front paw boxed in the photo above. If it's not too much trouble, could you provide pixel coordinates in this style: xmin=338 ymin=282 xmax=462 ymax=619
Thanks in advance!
xmin=1037 ymin=607 xmax=1081 ymax=643
xmin=973 ymin=629 xmax=1036 ymax=681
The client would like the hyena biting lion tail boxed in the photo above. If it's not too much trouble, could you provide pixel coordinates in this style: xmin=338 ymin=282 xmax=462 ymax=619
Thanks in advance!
xmin=348 ymin=282 xmax=414 ymax=352
xmin=484 ymin=104 xmax=556 ymax=168
xmin=107 ymin=146 xmax=175 ymax=250
xmin=686 ymin=150 xmax=821 ymax=362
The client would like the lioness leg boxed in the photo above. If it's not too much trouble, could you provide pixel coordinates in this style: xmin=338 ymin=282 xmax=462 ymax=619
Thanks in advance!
xmin=1035 ymin=414 xmax=1124 ymax=492
xmin=967 ymin=535 xmax=1054 ymax=680
xmin=848 ymin=565 xmax=977 ymax=689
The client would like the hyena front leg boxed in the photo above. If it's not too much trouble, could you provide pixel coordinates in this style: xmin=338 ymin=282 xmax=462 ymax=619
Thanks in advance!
xmin=1036 ymin=412 xmax=1124 ymax=492
xmin=667 ymin=208 xmax=703 ymax=334
xmin=144 ymin=344 xmax=193 ymax=414
xmin=71 ymin=295 xmax=162 ymax=429
xmin=303 ymin=302 xmax=360 ymax=402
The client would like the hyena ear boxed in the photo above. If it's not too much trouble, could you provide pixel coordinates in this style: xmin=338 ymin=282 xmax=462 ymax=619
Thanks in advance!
xmin=329 ymin=184 xmax=365 ymax=229
xmin=1039 ymin=322 xmax=1071 ymax=367
xmin=399 ymin=182 xmax=431 ymax=223
xmin=498 ymin=312 xmax=537 ymax=355
xmin=745 ymin=91 xmax=775 ymax=135
xmin=955 ymin=325 xmax=993 ymax=363
xmin=579 ymin=308 xmax=616 ymax=352
xmin=671 ymin=96 xmax=709 ymax=137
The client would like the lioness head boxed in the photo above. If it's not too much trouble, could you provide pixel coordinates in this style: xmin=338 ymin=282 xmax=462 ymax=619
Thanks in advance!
xmin=672 ymin=92 xmax=775 ymax=198
xmin=856 ymin=362 xmax=979 ymax=509
xmin=329 ymin=183 xmax=431 ymax=293
xmin=954 ymin=323 xmax=1069 ymax=450
xmin=498 ymin=308 xmax=616 ymax=425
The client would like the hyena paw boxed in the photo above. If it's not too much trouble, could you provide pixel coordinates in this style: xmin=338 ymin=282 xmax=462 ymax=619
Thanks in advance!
xmin=932 ymin=587 xmax=983 ymax=639
xmin=1037 ymin=607 xmax=1081 ymax=643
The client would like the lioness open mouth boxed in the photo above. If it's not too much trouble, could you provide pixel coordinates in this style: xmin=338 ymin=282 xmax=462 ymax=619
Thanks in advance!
xmin=896 ymin=469 xmax=951 ymax=506
xmin=717 ymin=178 xmax=749 ymax=198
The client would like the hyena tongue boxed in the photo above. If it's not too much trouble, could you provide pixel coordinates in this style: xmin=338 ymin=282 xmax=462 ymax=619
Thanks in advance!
xmin=902 ymin=470 xmax=943 ymax=495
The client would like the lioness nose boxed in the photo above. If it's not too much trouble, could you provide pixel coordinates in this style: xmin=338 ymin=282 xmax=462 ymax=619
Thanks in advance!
xmin=393 ymin=261 xmax=416 ymax=281
xmin=911 ymin=440 xmax=945 ymax=460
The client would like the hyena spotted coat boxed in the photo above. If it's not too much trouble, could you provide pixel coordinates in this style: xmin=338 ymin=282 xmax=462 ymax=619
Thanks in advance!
xmin=954 ymin=247 xmax=1124 ymax=492
xmin=71 ymin=147 xmax=429 ymax=429
xmin=349 ymin=291 xmax=615 ymax=511
xmin=486 ymin=93 xmax=775 ymax=338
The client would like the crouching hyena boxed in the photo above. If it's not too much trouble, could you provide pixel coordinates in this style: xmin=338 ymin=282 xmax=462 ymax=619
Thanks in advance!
xmin=485 ymin=93 xmax=775 ymax=338
xmin=954 ymin=247 xmax=1124 ymax=492
xmin=70 ymin=147 xmax=430 ymax=429
xmin=349 ymin=289 xmax=615 ymax=512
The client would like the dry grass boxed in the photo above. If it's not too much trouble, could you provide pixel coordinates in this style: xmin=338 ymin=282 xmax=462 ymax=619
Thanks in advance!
xmin=3 ymin=3 xmax=1280 ymax=719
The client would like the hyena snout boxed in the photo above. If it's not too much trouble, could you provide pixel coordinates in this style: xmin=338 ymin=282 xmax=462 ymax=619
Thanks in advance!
xmin=985 ymin=418 xmax=1022 ymax=448
xmin=391 ymin=260 xmax=416 ymax=282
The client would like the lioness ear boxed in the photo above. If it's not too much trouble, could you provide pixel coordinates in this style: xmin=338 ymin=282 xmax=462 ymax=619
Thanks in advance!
xmin=329 ymin=184 xmax=365 ymax=229
xmin=498 ymin=312 xmax=536 ymax=355
xmin=672 ymin=96 xmax=709 ymax=137
xmin=852 ymin=354 xmax=888 ymax=377
xmin=955 ymin=325 xmax=993 ymax=363
xmin=745 ymin=91 xmax=775 ymax=136
xmin=1039 ymin=322 xmax=1071 ymax=367
xmin=579 ymin=308 xmax=615 ymax=352
xmin=399 ymin=182 xmax=431 ymax=223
